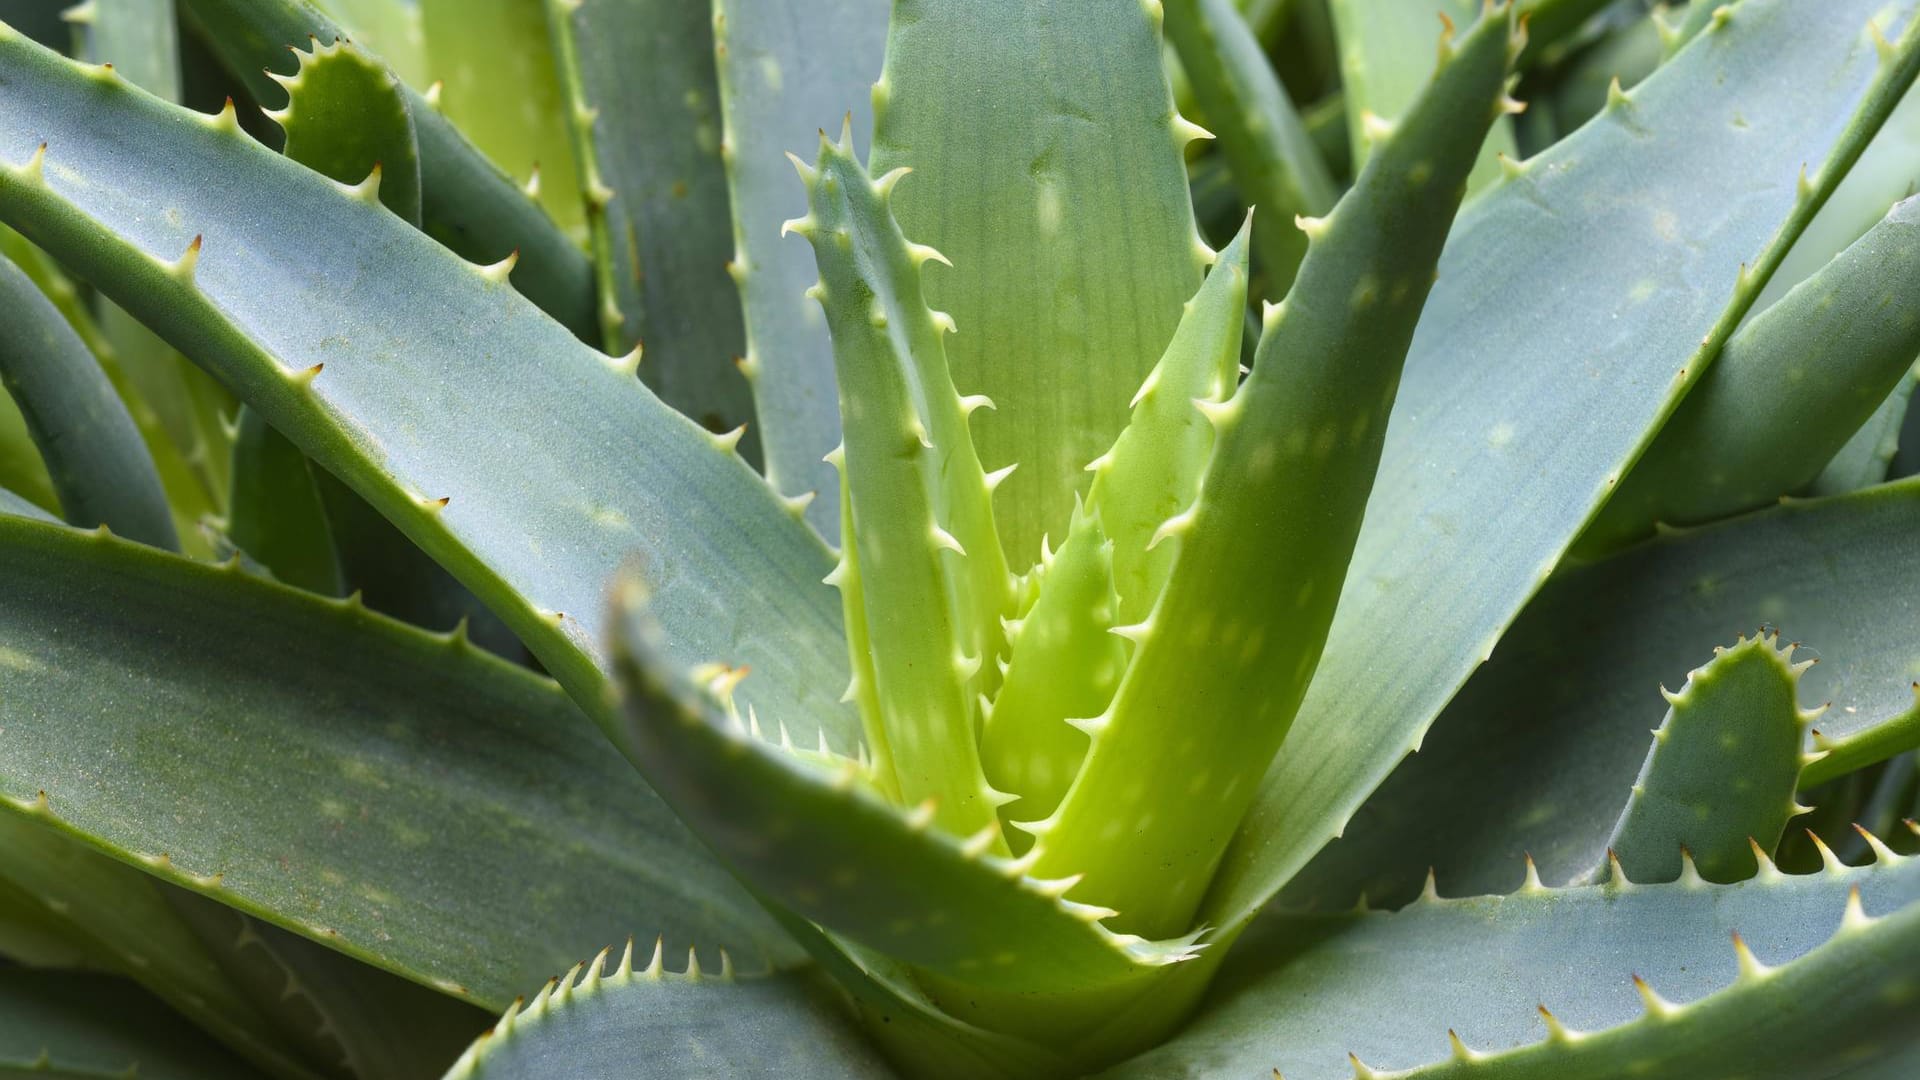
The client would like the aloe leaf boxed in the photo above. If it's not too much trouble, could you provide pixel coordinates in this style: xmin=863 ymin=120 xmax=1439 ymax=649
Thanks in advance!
xmin=0 ymin=515 xmax=799 ymax=1009
xmin=1203 ymin=0 xmax=1920 ymax=937
xmin=1599 ymin=634 xmax=1818 ymax=884
xmin=418 ymin=0 xmax=581 ymax=234
xmin=712 ymin=0 xmax=889 ymax=538
xmin=311 ymin=0 xmax=427 ymax=88
xmin=178 ymin=0 xmax=598 ymax=339
xmin=1108 ymin=834 xmax=1920 ymax=1079
xmin=266 ymin=35 xmax=422 ymax=226
xmin=609 ymin=582 xmax=1202 ymax=996
xmin=0 ymin=872 xmax=108 ymax=970
xmin=1579 ymin=194 xmax=1920 ymax=554
xmin=1285 ymin=481 xmax=1920 ymax=910
xmin=1545 ymin=13 xmax=1664 ymax=135
xmin=157 ymin=893 xmax=485 ymax=1079
xmin=1325 ymin=0 xmax=1519 ymax=195
xmin=0 ymin=814 xmax=330 ymax=1078
xmin=0 ymin=481 xmax=54 ymax=523
xmin=981 ymin=503 xmax=1124 ymax=831
xmin=0 ymin=250 xmax=176 ymax=548
xmin=441 ymin=946 xmax=896 ymax=1080
xmin=0 ymin=25 xmax=856 ymax=749
xmin=1086 ymin=220 xmax=1251 ymax=625
xmin=796 ymin=133 xmax=1013 ymax=834
xmin=1029 ymin=6 xmax=1515 ymax=940
xmin=1163 ymin=0 xmax=1335 ymax=295
xmin=545 ymin=0 xmax=757 ymax=455
xmin=869 ymin=0 xmax=1210 ymax=566
xmin=0 ymin=375 xmax=57 ymax=515
xmin=226 ymin=407 xmax=342 ymax=595
xmin=1804 ymin=687 xmax=1920 ymax=789
xmin=0 ymin=969 xmax=260 ymax=1079
xmin=1811 ymin=363 xmax=1917 ymax=495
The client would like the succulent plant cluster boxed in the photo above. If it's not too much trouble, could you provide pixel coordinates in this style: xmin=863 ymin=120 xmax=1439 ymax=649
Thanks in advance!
xmin=4 ymin=0 xmax=1920 ymax=1077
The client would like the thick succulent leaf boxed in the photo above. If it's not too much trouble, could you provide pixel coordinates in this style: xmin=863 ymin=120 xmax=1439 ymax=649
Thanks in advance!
xmin=1811 ymin=363 xmax=1916 ymax=495
xmin=1545 ymin=13 xmax=1665 ymax=136
xmin=1804 ymin=686 xmax=1920 ymax=790
xmin=1109 ymin=836 xmax=1920 ymax=1079
xmin=1325 ymin=0 xmax=1518 ymax=194
xmin=0 ymin=969 xmax=260 ymax=1079
xmin=1163 ymin=0 xmax=1335 ymax=295
xmin=1203 ymin=0 xmax=1920 ymax=935
xmin=1285 ymin=480 xmax=1920 ymax=909
xmin=1085 ymin=220 xmax=1251 ymax=625
xmin=441 ymin=947 xmax=896 ymax=1080
xmin=982 ymin=504 xmax=1124 ymax=831
xmin=266 ymin=34 xmax=421 ymax=226
xmin=869 ymin=0 xmax=1210 ymax=566
xmin=0 ymin=871 xmax=108 ymax=970
xmin=0 ymin=249 xmax=175 ymax=548
xmin=418 ymin=0 xmax=581 ymax=233
xmin=227 ymin=407 xmax=342 ymax=595
xmin=1029 ymin=6 xmax=1515 ymax=940
xmin=311 ymin=0 xmax=428 ymax=87
xmin=178 ymin=0 xmax=598 ymax=339
xmin=63 ymin=0 xmax=180 ymax=99
xmin=545 ymin=0 xmax=756 ymax=454
xmin=0 ymin=374 xmax=56 ymax=514
xmin=796 ymin=134 xmax=1012 ymax=836
xmin=1600 ymin=634 xmax=1816 ymax=884
xmin=610 ymin=583 xmax=1202 ymax=996
xmin=0 ymin=813 xmax=329 ymax=1078
xmin=0 ymin=26 xmax=857 ymax=750
xmin=712 ymin=0 xmax=889 ymax=538
xmin=0 ymin=481 xmax=54 ymax=522
xmin=0 ymin=515 xmax=799 ymax=1009
xmin=1579 ymin=194 xmax=1920 ymax=553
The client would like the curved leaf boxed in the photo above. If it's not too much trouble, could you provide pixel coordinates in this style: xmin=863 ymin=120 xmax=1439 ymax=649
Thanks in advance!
xmin=0 ymin=514 xmax=799 ymax=1009
xmin=0 ymin=24 xmax=857 ymax=752
xmin=0 ymin=969 xmax=260 ymax=1079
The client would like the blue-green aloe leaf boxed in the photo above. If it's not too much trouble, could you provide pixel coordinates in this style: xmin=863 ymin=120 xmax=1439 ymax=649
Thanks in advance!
xmin=712 ymin=0 xmax=889 ymax=538
xmin=1109 ymin=834 xmax=1920 ymax=1079
xmin=1027 ymin=4 xmax=1517 ymax=940
xmin=0 ymin=248 xmax=176 ymax=549
xmin=0 ymin=969 xmax=261 ymax=1079
xmin=0 ymin=514 xmax=800 ymax=1010
xmin=1598 ymin=633 xmax=1819 ymax=884
xmin=0 ymin=479 xmax=55 ymax=523
xmin=545 ymin=0 xmax=758 ymax=455
xmin=0 ymin=24 xmax=856 ymax=751
xmin=1162 ymin=0 xmax=1336 ymax=295
xmin=869 ymin=0 xmax=1212 ymax=565
xmin=178 ymin=0 xmax=598 ymax=339
xmin=1325 ymin=0 xmax=1520 ymax=194
xmin=1203 ymin=0 xmax=1920 ymax=938
xmin=1579 ymin=194 xmax=1920 ymax=554
xmin=440 ymin=947 xmax=897 ymax=1080
xmin=1811 ymin=362 xmax=1916 ymax=495
xmin=1284 ymin=479 xmax=1920 ymax=910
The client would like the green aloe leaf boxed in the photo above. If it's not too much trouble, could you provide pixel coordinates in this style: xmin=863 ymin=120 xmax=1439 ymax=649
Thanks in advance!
xmin=712 ymin=0 xmax=889 ymax=537
xmin=0 ymin=514 xmax=800 ymax=1010
xmin=179 ymin=0 xmax=598 ymax=339
xmin=440 ymin=947 xmax=896 ymax=1080
xmin=0 ymin=969 xmax=260 ymax=1079
xmin=1803 ymin=687 xmax=1920 ymax=789
xmin=0 ymin=250 xmax=175 ymax=548
xmin=1109 ymin=832 xmax=1920 ymax=1079
xmin=1325 ymin=0 xmax=1519 ymax=194
xmin=1579 ymin=194 xmax=1920 ymax=553
xmin=1597 ymin=634 xmax=1818 ymax=884
xmin=418 ymin=0 xmax=581 ymax=233
xmin=546 ymin=0 xmax=757 ymax=455
xmin=266 ymin=34 xmax=422 ymax=226
xmin=226 ymin=407 xmax=342 ymax=595
xmin=1285 ymin=480 xmax=1920 ymax=910
xmin=311 ymin=0 xmax=428 ymax=87
xmin=1810 ymin=362 xmax=1916 ymax=495
xmin=1027 ymin=4 xmax=1515 ymax=940
xmin=869 ymin=0 xmax=1210 ymax=565
xmin=609 ymin=581 xmax=1202 ymax=996
xmin=1162 ymin=0 xmax=1336 ymax=295
xmin=1203 ymin=0 xmax=1920 ymax=937
xmin=0 ymin=24 xmax=856 ymax=750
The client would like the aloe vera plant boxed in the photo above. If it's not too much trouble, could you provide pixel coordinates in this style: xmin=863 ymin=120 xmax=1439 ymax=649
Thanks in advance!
xmin=6 ymin=0 xmax=1920 ymax=1075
